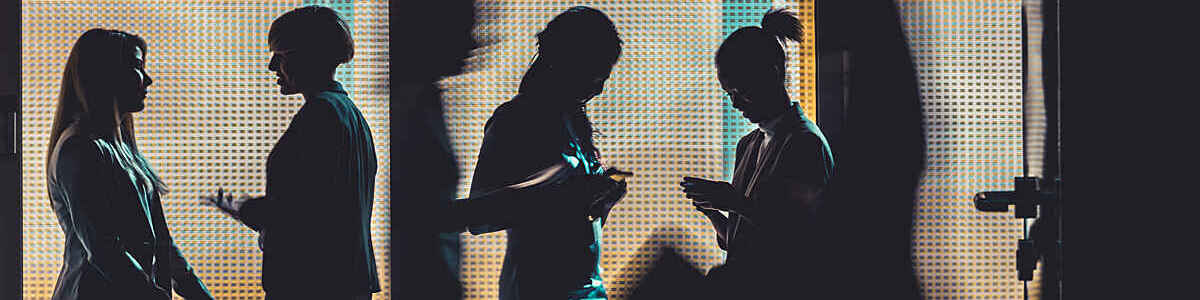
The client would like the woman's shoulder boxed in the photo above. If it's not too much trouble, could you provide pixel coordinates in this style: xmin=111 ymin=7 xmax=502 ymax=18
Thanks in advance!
xmin=486 ymin=96 xmax=554 ymax=128
xmin=49 ymin=129 xmax=115 ymax=178
xmin=54 ymin=127 xmax=105 ymax=156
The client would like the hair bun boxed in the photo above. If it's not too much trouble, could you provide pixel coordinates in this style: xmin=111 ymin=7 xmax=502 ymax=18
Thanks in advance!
xmin=761 ymin=7 xmax=803 ymax=44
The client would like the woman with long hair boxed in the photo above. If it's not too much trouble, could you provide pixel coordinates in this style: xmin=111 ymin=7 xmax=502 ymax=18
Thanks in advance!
xmin=46 ymin=28 xmax=212 ymax=300
xmin=467 ymin=6 xmax=628 ymax=300
xmin=680 ymin=8 xmax=834 ymax=298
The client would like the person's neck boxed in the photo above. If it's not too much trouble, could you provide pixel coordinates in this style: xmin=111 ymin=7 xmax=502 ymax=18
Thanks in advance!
xmin=755 ymin=90 xmax=792 ymax=123
xmin=518 ymin=90 xmax=586 ymax=112
xmin=299 ymin=78 xmax=338 ymax=95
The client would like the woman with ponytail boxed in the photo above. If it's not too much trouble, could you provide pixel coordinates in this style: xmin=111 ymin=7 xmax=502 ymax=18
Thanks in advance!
xmin=679 ymin=8 xmax=835 ymax=297
xmin=466 ymin=6 xmax=629 ymax=300
xmin=46 ymin=28 xmax=212 ymax=300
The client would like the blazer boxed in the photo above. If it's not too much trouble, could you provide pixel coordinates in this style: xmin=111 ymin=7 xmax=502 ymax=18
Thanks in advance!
xmin=47 ymin=128 xmax=211 ymax=300
xmin=239 ymin=81 xmax=380 ymax=296
xmin=708 ymin=103 xmax=834 ymax=296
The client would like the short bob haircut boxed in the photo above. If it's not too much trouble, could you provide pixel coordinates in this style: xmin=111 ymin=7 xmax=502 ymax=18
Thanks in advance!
xmin=269 ymin=5 xmax=354 ymax=65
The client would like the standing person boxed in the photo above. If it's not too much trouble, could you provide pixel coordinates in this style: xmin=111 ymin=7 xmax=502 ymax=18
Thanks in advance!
xmin=204 ymin=6 xmax=379 ymax=300
xmin=467 ymin=6 xmax=629 ymax=300
xmin=46 ymin=28 xmax=213 ymax=300
xmin=397 ymin=2 xmax=626 ymax=298
xmin=679 ymin=8 xmax=834 ymax=298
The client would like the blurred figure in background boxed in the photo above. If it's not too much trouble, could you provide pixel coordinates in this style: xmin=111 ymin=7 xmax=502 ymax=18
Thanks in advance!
xmin=395 ymin=0 xmax=479 ymax=297
xmin=809 ymin=0 xmax=924 ymax=298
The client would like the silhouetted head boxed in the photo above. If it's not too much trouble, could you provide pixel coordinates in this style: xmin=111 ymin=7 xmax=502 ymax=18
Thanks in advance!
xmin=268 ymin=5 xmax=354 ymax=95
xmin=49 ymin=28 xmax=166 ymax=192
xmin=50 ymin=28 xmax=151 ymax=147
xmin=519 ymin=6 xmax=622 ymax=108
xmin=401 ymin=0 xmax=478 ymax=82
xmin=716 ymin=8 xmax=803 ymax=123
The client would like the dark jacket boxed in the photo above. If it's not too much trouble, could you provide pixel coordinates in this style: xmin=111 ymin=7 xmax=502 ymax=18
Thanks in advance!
xmin=239 ymin=82 xmax=380 ymax=296
xmin=47 ymin=129 xmax=211 ymax=300
xmin=468 ymin=97 xmax=608 ymax=300
xmin=708 ymin=103 xmax=834 ymax=296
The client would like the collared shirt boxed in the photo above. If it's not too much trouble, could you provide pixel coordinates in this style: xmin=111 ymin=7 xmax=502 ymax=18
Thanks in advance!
xmin=756 ymin=105 xmax=792 ymax=167
xmin=724 ymin=101 xmax=834 ymax=264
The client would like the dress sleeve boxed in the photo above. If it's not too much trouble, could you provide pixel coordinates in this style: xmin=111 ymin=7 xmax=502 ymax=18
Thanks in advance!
xmin=466 ymin=104 xmax=563 ymax=234
xmin=148 ymin=193 xmax=213 ymax=299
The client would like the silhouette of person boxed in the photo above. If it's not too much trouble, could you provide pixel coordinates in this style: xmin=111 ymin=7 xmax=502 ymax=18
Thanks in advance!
xmin=202 ymin=6 xmax=378 ymax=300
xmin=46 ymin=28 xmax=213 ymax=300
xmin=397 ymin=2 xmax=630 ymax=299
xmin=679 ymin=8 xmax=834 ymax=298
xmin=466 ymin=6 xmax=629 ymax=300
xmin=395 ymin=0 xmax=478 ymax=297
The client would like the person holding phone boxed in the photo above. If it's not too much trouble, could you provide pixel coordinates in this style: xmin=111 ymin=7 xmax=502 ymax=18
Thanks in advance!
xmin=466 ymin=6 xmax=629 ymax=300
xmin=679 ymin=8 xmax=834 ymax=298
xmin=202 ymin=6 xmax=379 ymax=300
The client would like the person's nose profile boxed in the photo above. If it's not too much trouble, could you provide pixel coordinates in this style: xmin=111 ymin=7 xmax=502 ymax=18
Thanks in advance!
xmin=268 ymin=54 xmax=280 ymax=72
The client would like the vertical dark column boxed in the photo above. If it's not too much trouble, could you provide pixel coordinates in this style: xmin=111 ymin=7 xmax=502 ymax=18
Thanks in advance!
xmin=1038 ymin=0 xmax=1061 ymax=298
xmin=812 ymin=0 xmax=923 ymax=298
xmin=1 ymin=0 xmax=22 ymax=298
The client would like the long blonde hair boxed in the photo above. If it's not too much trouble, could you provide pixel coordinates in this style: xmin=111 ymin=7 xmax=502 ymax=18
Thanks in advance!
xmin=47 ymin=28 xmax=165 ymax=193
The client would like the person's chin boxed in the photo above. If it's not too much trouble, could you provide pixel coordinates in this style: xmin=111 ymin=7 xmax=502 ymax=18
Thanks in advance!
xmin=121 ymin=100 xmax=146 ymax=113
xmin=742 ymin=112 xmax=761 ymax=123
xmin=279 ymin=85 xmax=300 ymax=95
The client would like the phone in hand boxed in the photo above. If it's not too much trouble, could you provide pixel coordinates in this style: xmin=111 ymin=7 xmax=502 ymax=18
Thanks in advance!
xmin=682 ymin=176 xmax=720 ymax=185
xmin=604 ymin=167 xmax=634 ymax=182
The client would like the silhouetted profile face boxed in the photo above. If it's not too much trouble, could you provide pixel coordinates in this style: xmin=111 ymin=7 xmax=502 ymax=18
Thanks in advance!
xmin=267 ymin=49 xmax=305 ymax=95
xmin=716 ymin=62 xmax=779 ymax=123
xmin=557 ymin=60 xmax=615 ymax=106
xmin=715 ymin=27 xmax=796 ymax=124
xmin=267 ymin=6 xmax=354 ymax=95
xmin=714 ymin=10 xmax=803 ymax=124
xmin=117 ymin=45 xmax=152 ymax=113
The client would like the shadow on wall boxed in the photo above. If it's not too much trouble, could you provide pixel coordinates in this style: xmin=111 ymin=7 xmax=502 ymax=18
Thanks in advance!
xmin=626 ymin=226 xmax=708 ymax=300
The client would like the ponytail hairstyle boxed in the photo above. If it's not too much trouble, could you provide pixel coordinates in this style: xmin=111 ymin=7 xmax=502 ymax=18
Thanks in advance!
xmin=716 ymin=7 xmax=804 ymax=87
xmin=518 ymin=6 xmax=623 ymax=161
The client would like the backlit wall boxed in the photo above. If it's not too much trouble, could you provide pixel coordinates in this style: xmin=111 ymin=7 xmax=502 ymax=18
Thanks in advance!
xmin=20 ymin=0 xmax=1042 ymax=299
xmin=447 ymin=0 xmax=814 ymax=298
xmin=447 ymin=0 xmax=1038 ymax=299
xmin=21 ymin=1 xmax=390 ymax=299
xmin=898 ymin=0 xmax=1042 ymax=298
